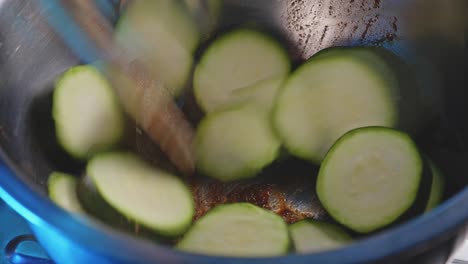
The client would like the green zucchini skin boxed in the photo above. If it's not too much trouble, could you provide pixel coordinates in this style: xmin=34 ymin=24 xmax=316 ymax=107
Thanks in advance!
xmin=395 ymin=155 xmax=433 ymax=222
xmin=289 ymin=219 xmax=352 ymax=254
xmin=76 ymin=175 xmax=130 ymax=229
xmin=354 ymin=151 xmax=434 ymax=236
xmin=115 ymin=0 xmax=198 ymax=97
xmin=52 ymin=65 xmax=125 ymax=160
xmin=369 ymin=47 xmax=431 ymax=135
xmin=313 ymin=46 xmax=429 ymax=135
xmin=274 ymin=47 xmax=398 ymax=163
xmin=195 ymin=103 xmax=281 ymax=182
xmin=193 ymin=28 xmax=291 ymax=113
xmin=76 ymin=175 xmax=178 ymax=243
xmin=87 ymin=152 xmax=195 ymax=237
xmin=317 ymin=127 xmax=433 ymax=234
xmin=425 ymin=161 xmax=444 ymax=211
xmin=183 ymin=0 xmax=222 ymax=41
xmin=348 ymin=155 xmax=433 ymax=237
xmin=177 ymin=202 xmax=290 ymax=257
xmin=48 ymin=172 xmax=85 ymax=214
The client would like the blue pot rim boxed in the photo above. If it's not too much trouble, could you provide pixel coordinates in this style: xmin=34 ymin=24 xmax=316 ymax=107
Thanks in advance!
xmin=0 ymin=157 xmax=467 ymax=264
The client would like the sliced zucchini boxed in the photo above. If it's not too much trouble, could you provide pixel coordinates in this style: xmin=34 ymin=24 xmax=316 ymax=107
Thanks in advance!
xmin=317 ymin=127 xmax=423 ymax=233
xmin=289 ymin=220 xmax=352 ymax=253
xmin=227 ymin=75 xmax=286 ymax=113
xmin=195 ymin=104 xmax=281 ymax=181
xmin=52 ymin=65 xmax=124 ymax=159
xmin=48 ymin=172 xmax=84 ymax=214
xmin=194 ymin=29 xmax=290 ymax=113
xmin=314 ymin=47 xmax=427 ymax=134
xmin=183 ymin=0 xmax=222 ymax=40
xmin=313 ymin=47 xmax=398 ymax=92
xmin=118 ymin=0 xmax=199 ymax=52
xmin=274 ymin=47 xmax=398 ymax=163
xmin=87 ymin=152 xmax=194 ymax=236
xmin=77 ymin=174 xmax=133 ymax=229
xmin=115 ymin=0 xmax=196 ymax=96
xmin=369 ymin=47 xmax=429 ymax=134
xmin=425 ymin=161 xmax=444 ymax=211
xmin=177 ymin=203 xmax=290 ymax=257
xmin=77 ymin=174 xmax=172 ymax=241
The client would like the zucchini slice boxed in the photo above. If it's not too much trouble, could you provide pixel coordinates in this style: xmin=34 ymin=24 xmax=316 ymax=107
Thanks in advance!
xmin=77 ymin=175 xmax=133 ymax=229
xmin=425 ymin=161 xmax=444 ymax=211
xmin=115 ymin=0 xmax=196 ymax=96
xmin=317 ymin=127 xmax=423 ymax=233
xmin=227 ymin=75 xmax=286 ymax=113
xmin=289 ymin=220 xmax=352 ymax=253
xmin=183 ymin=0 xmax=222 ymax=40
xmin=177 ymin=203 xmax=290 ymax=257
xmin=77 ymin=174 xmax=170 ymax=240
xmin=195 ymin=104 xmax=281 ymax=181
xmin=274 ymin=47 xmax=398 ymax=163
xmin=52 ymin=65 xmax=124 ymax=159
xmin=87 ymin=152 xmax=194 ymax=236
xmin=194 ymin=29 xmax=290 ymax=113
xmin=48 ymin=172 xmax=84 ymax=214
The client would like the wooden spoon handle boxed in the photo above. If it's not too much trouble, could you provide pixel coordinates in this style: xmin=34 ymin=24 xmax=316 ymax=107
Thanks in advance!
xmin=63 ymin=0 xmax=195 ymax=175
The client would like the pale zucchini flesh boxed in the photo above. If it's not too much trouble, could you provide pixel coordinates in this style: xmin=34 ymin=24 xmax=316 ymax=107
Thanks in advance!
xmin=314 ymin=47 xmax=399 ymax=92
xmin=227 ymin=75 xmax=286 ymax=114
xmin=289 ymin=220 xmax=352 ymax=254
xmin=274 ymin=48 xmax=397 ymax=163
xmin=317 ymin=127 xmax=422 ymax=233
xmin=195 ymin=104 xmax=281 ymax=181
xmin=118 ymin=0 xmax=200 ymax=52
xmin=48 ymin=172 xmax=85 ymax=214
xmin=77 ymin=175 xmax=130 ymax=228
xmin=194 ymin=29 xmax=290 ymax=113
xmin=115 ymin=0 xmax=196 ymax=96
xmin=52 ymin=65 xmax=124 ymax=159
xmin=87 ymin=152 xmax=194 ymax=236
xmin=183 ymin=0 xmax=222 ymax=40
xmin=177 ymin=203 xmax=290 ymax=257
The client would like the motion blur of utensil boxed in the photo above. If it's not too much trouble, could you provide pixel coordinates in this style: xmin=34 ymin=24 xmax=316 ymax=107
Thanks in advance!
xmin=40 ymin=0 xmax=196 ymax=176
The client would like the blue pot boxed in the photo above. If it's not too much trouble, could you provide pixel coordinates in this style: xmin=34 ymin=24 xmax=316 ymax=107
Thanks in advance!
xmin=1 ymin=162 xmax=467 ymax=263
